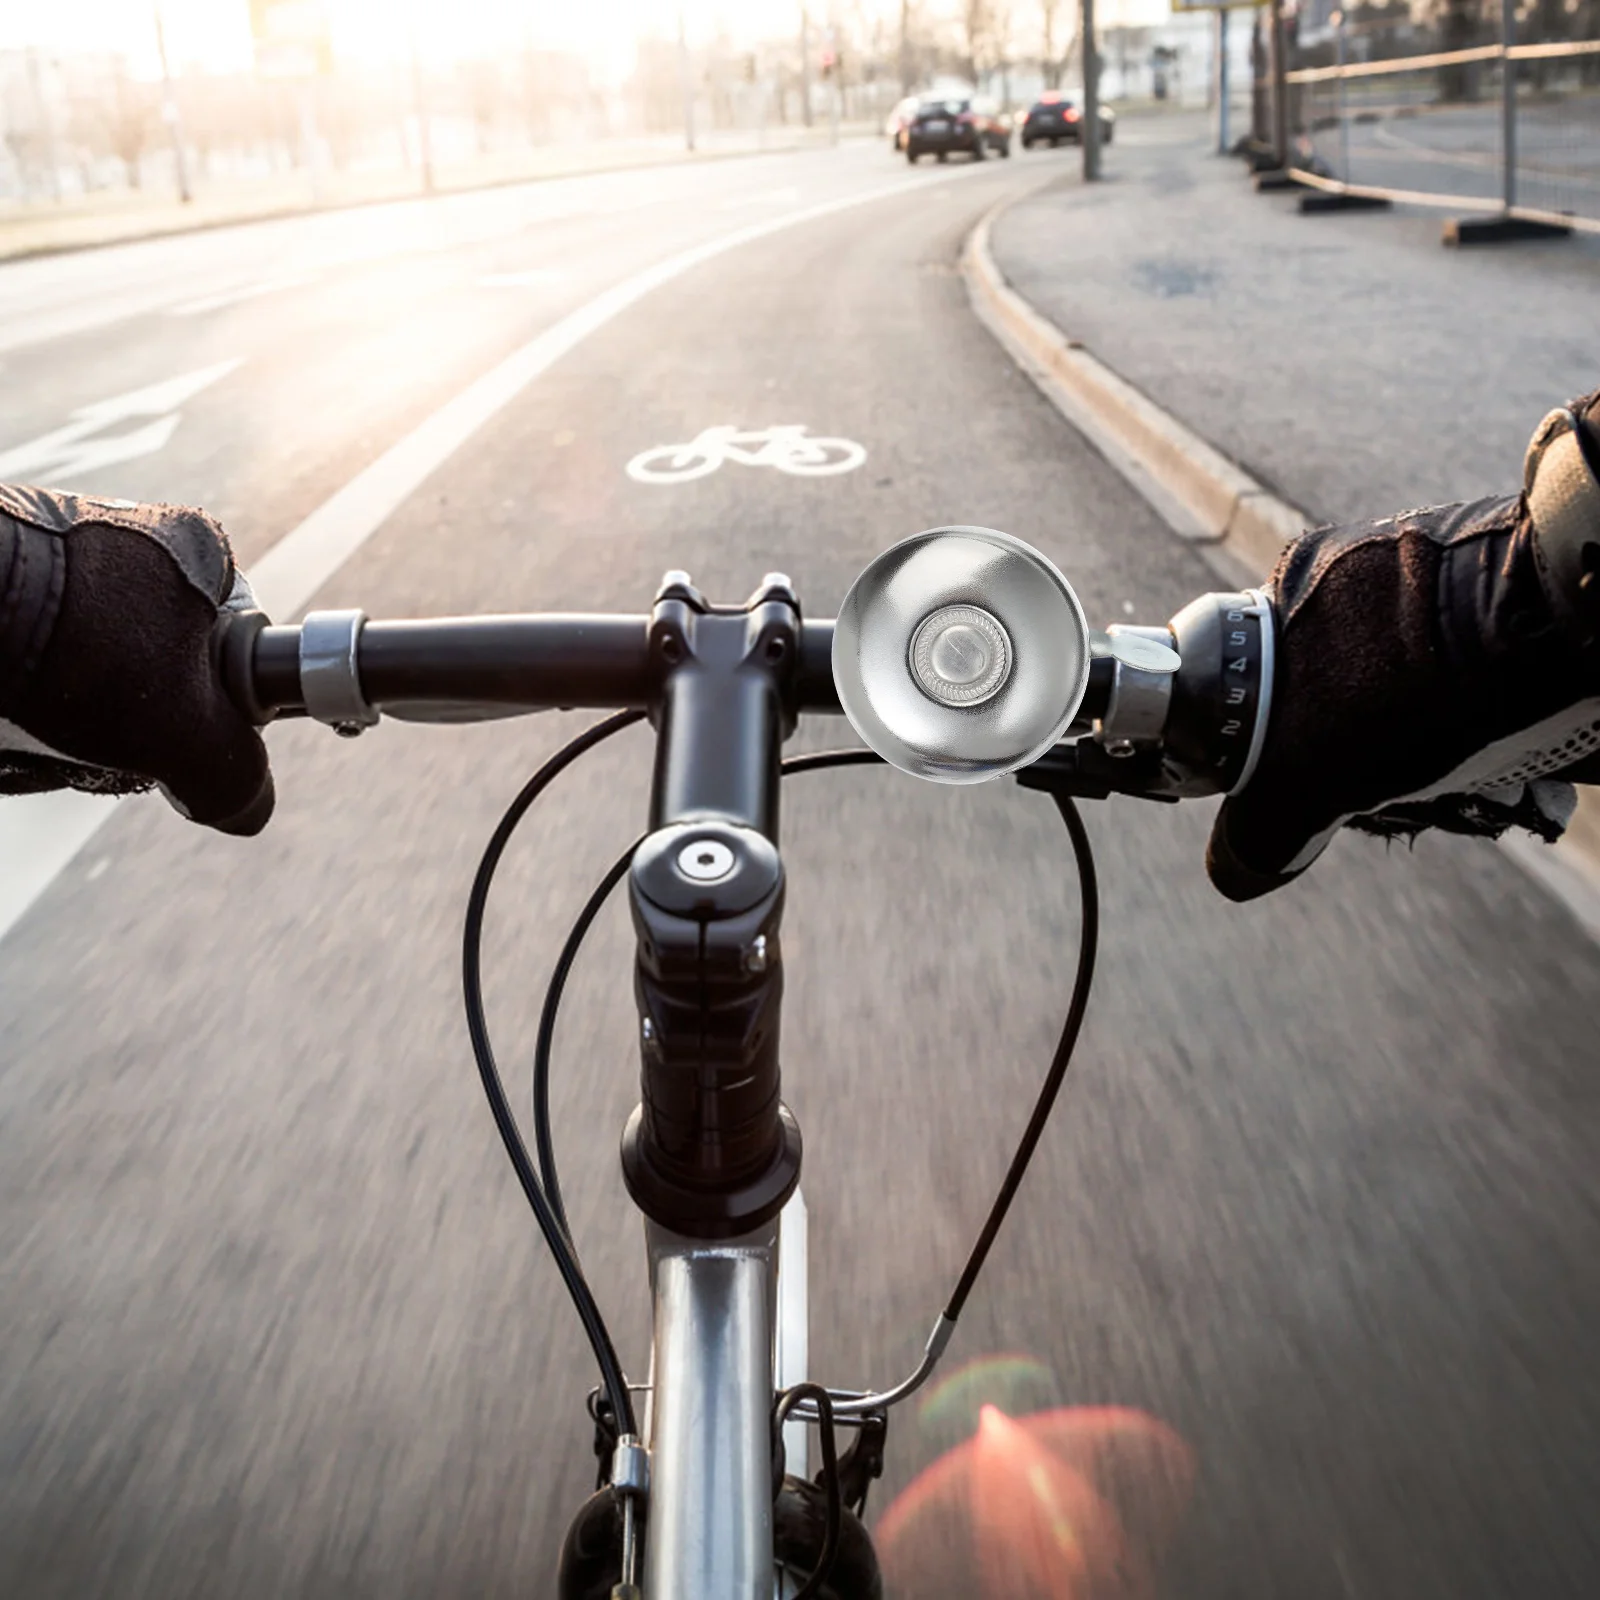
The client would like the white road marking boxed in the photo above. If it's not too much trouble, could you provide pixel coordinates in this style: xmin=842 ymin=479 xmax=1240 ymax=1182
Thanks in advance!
xmin=626 ymin=424 xmax=866 ymax=484
xmin=246 ymin=168 xmax=986 ymax=621
xmin=0 ymin=160 xmax=998 ymax=947
xmin=165 ymin=274 xmax=319 ymax=317
xmin=0 ymin=359 xmax=242 ymax=485
xmin=0 ymin=791 xmax=121 ymax=939
xmin=719 ymin=185 xmax=803 ymax=210
xmin=477 ymin=269 xmax=569 ymax=289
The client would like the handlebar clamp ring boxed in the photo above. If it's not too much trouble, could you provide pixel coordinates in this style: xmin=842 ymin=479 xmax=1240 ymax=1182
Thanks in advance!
xmin=300 ymin=608 xmax=380 ymax=736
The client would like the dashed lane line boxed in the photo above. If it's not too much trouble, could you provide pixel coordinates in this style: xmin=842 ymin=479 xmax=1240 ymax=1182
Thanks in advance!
xmin=165 ymin=274 xmax=320 ymax=317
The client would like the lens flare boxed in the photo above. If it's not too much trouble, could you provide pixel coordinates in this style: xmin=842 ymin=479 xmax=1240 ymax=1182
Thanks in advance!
xmin=878 ymin=1404 xmax=1194 ymax=1600
xmin=915 ymin=1354 xmax=1063 ymax=1454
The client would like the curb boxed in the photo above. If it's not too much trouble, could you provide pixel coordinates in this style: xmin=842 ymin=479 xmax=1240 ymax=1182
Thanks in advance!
xmin=962 ymin=197 xmax=1600 ymax=939
xmin=961 ymin=206 xmax=1313 ymax=589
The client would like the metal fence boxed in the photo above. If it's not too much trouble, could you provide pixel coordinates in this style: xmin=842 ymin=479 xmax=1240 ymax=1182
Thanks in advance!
xmin=1281 ymin=0 xmax=1600 ymax=234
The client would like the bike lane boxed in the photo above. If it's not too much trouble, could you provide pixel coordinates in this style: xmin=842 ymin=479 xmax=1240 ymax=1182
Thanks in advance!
xmin=460 ymin=166 xmax=1600 ymax=1600
xmin=0 ymin=150 xmax=1069 ymax=1597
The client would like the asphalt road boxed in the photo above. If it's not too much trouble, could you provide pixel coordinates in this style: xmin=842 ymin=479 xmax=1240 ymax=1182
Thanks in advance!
xmin=2 ymin=129 xmax=1600 ymax=1600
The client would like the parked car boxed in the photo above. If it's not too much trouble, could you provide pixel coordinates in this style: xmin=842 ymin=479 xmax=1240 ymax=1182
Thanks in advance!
xmin=1019 ymin=92 xmax=1115 ymax=148
xmin=886 ymin=95 xmax=921 ymax=152
xmin=905 ymin=95 xmax=1011 ymax=163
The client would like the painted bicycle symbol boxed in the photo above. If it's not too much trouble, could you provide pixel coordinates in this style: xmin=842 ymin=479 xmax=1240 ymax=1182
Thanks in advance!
xmin=626 ymin=424 xmax=867 ymax=485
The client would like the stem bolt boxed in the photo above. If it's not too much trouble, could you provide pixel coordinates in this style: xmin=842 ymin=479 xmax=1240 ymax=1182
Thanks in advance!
xmin=676 ymin=838 xmax=736 ymax=882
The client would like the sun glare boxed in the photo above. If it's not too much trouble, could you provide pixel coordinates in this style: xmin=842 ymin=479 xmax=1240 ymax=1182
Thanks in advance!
xmin=0 ymin=0 xmax=839 ymax=82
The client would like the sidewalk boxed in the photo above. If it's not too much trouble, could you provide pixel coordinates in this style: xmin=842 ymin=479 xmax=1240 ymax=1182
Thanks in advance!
xmin=990 ymin=113 xmax=1598 ymax=527
xmin=0 ymin=124 xmax=875 ymax=264
xmin=982 ymin=113 xmax=1600 ymax=895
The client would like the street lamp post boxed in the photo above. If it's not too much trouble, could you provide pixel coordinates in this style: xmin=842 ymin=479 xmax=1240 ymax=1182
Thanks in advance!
xmin=409 ymin=16 xmax=434 ymax=193
xmin=1082 ymin=0 xmax=1101 ymax=181
xmin=800 ymin=6 xmax=814 ymax=128
xmin=678 ymin=7 xmax=696 ymax=152
xmin=1215 ymin=5 xmax=1230 ymax=155
xmin=1335 ymin=7 xmax=1349 ymax=179
xmin=1501 ymin=0 xmax=1517 ymax=212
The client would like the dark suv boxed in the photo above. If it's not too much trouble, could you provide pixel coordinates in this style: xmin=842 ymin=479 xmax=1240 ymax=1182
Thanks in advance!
xmin=1020 ymin=92 xmax=1115 ymax=148
xmin=905 ymin=96 xmax=1011 ymax=163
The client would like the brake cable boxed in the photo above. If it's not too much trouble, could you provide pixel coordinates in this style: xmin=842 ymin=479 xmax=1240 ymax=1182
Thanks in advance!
xmin=499 ymin=730 xmax=1099 ymax=1441
xmin=531 ymin=842 xmax=640 ymax=1248
xmin=462 ymin=709 xmax=645 ymax=1440
xmin=776 ymin=770 xmax=1100 ymax=1421
xmin=773 ymin=1383 xmax=842 ymax=1600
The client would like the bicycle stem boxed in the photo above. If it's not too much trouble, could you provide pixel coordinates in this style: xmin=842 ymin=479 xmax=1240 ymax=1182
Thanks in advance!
xmin=619 ymin=570 xmax=807 ymax=1241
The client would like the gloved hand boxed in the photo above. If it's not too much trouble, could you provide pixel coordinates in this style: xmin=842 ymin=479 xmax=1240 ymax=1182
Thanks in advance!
xmin=0 ymin=485 xmax=274 ymax=835
xmin=1208 ymin=390 xmax=1600 ymax=900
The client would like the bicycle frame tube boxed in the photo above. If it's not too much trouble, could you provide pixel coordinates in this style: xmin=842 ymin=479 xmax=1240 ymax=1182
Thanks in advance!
xmin=645 ymin=1221 xmax=778 ymax=1599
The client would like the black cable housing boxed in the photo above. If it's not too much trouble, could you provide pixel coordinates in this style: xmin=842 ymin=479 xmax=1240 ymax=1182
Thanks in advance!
xmin=943 ymin=791 xmax=1098 ymax=1321
xmin=774 ymin=1382 xmax=842 ymax=1600
xmin=475 ymin=728 xmax=1098 ymax=1490
xmin=532 ymin=843 xmax=640 ymax=1245
xmin=462 ymin=709 xmax=644 ymax=1441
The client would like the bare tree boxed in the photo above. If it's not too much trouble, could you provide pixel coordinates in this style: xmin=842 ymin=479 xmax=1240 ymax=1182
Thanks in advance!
xmin=1040 ymin=0 xmax=1069 ymax=89
xmin=991 ymin=0 xmax=1014 ymax=105
xmin=960 ymin=0 xmax=1017 ymax=94
xmin=101 ymin=59 xmax=158 ymax=189
xmin=899 ymin=0 xmax=917 ymax=93
xmin=1435 ymin=0 xmax=1483 ymax=100
xmin=897 ymin=0 xmax=947 ymax=94
xmin=462 ymin=61 xmax=502 ymax=154
xmin=961 ymin=0 xmax=991 ymax=85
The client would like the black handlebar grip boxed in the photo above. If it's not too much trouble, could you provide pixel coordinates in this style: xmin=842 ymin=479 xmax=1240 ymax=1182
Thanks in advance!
xmin=1079 ymin=653 xmax=1114 ymax=725
xmin=214 ymin=609 xmax=276 ymax=726
xmin=212 ymin=610 xmax=840 ymax=724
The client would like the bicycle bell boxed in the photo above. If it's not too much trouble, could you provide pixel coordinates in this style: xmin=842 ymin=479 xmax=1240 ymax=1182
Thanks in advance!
xmin=832 ymin=526 xmax=1091 ymax=782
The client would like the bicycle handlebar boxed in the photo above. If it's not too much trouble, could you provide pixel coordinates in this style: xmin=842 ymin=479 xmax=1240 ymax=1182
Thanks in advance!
xmin=222 ymin=609 xmax=1119 ymax=730
xmin=216 ymin=564 xmax=1271 ymax=804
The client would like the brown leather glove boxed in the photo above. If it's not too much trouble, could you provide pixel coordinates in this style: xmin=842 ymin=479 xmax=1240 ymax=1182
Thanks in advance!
xmin=1208 ymin=391 xmax=1600 ymax=900
xmin=0 ymin=485 xmax=274 ymax=835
